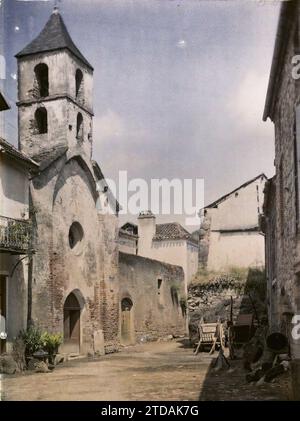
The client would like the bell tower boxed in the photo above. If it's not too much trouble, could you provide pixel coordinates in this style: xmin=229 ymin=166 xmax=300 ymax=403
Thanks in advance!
xmin=16 ymin=7 xmax=94 ymax=161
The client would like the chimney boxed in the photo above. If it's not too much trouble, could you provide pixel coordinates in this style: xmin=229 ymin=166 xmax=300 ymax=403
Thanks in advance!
xmin=137 ymin=210 xmax=156 ymax=257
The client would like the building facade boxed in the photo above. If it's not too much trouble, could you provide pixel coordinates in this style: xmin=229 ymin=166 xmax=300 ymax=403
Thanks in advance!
xmin=199 ymin=174 xmax=266 ymax=273
xmin=0 ymin=135 xmax=39 ymax=354
xmin=16 ymin=8 xmax=120 ymax=355
xmin=119 ymin=212 xmax=199 ymax=293
xmin=2 ymin=9 xmax=186 ymax=356
xmin=119 ymin=252 xmax=186 ymax=345
xmin=263 ymin=0 xmax=300 ymax=358
xmin=261 ymin=176 xmax=277 ymax=331
xmin=119 ymin=223 xmax=138 ymax=255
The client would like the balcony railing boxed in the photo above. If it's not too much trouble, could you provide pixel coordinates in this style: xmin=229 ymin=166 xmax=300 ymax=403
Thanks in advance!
xmin=0 ymin=215 xmax=31 ymax=254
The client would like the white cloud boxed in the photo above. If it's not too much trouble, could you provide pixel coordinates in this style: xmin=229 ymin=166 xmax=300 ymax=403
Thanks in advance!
xmin=176 ymin=39 xmax=187 ymax=49
xmin=92 ymin=109 xmax=151 ymax=177
xmin=229 ymin=71 xmax=269 ymax=129
xmin=93 ymin=109 xmax=125 ymax=142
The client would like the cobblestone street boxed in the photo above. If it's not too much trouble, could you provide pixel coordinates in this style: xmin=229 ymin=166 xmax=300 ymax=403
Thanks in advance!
xmin=2 ymin=340 xmax=290 ymax=401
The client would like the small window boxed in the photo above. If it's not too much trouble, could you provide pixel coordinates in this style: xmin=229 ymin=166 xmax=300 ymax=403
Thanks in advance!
xmin=69 ymin=222 xmax=84 ymax=251
xmin=35 ymin=107 xmax=48 ymax=134
xmin=75 ymin=69 xmax=83 ymax=99
xmin=34 ymin=63 xmax=49 ymax=97
xmin=76 ymin=112 xmax=83 ymax=140
xmin=157 ymin=279 xmax=162 ymax=294
xmin=157 ymin=279 xmax=163 ymax=305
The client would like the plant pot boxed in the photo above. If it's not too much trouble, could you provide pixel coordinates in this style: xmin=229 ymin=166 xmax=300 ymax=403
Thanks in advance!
xmin=48 ymin=353 xmax=56 ymax=366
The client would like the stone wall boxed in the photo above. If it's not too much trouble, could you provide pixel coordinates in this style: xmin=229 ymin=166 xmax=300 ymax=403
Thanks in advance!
xmin=262 ymin=177 xmax=279 ymax=331
xmin=265 ymin=1 xmax=300 ymax=357
xmin=188 ymin=271 xmax=267 ymax=343
xmin=272 ymin=9 xmax=298 ymax=322
xmin=98 ymin=214 xmax=120 ymax=353
xmin=18 ymin=50 xmax=93 ymax=164
xmin=198 ymin=214 xmax=211 ymax=270
xmin=18 ymin=51 xmax=93 ymax=110
xmin=16 ymin=30 xmax=121 ymax=356
xmin=119 ymin=252 xmax=186 ymax=343
xmin=28 ymin=154 xmax=120 ymax=355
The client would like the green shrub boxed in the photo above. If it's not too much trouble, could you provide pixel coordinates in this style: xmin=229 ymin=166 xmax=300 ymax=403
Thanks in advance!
xmin=41 ymin=332 xmax=63 ymax=356
xmin=18 ymin=327 xmax=63 ymax=360
xmin=19 ymin=326 xmax=43 ymax=357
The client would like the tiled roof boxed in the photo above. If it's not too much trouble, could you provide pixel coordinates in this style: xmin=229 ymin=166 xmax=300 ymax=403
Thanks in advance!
xmin=16 ymin=9 xmax=93 ymax=70
xmin=153 ymin=222 xmax=197 ymax=244
xmin=0 ymin=137 xmax=39 ymax=169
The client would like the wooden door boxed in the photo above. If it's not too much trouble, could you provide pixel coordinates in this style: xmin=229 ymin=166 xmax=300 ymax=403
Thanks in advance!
xmin=69 ymin=310 xmax=80 ymax=342
xmin=121 ymin=298 xmax=133 ymax=345
xmin=121 ymin=308 xmax=131 ymax=344
xmin=63 ymin=292 xmax=81 ymax=354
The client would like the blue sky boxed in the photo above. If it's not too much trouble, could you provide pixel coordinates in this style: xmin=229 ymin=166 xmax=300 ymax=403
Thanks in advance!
xmin=2 ymin=0 xmax=280 ymax=229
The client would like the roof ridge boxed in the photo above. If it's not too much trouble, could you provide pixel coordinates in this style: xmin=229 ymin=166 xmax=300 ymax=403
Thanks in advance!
xmin=156 ymin=222 xmax=177 ymax=226
xmin=205 ymin=173 xmax=267 ymax=209
xmin=157 ymin=221 xmax=185 ymax=226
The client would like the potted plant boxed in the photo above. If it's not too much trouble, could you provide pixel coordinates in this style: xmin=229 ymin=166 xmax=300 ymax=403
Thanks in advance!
xmin=41 ymin=332 xmax=63 ymax=365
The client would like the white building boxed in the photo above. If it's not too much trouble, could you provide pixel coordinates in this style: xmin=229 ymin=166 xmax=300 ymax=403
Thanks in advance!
xmin=119 ymin=222 xmax=138 ymax=255
xmin=199 ymin=174 xmax=267 ymax=273
xmin=119 ymin=211 xmax=199 ymax=293
xmin=0 ymin=135 xmax=39 ymax=353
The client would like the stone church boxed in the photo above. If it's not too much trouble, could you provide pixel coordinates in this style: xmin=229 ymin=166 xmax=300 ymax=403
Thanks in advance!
xmin=8 ymin=8 xmax=186 ymax=356
xmin=15 ymin=8 xmax=120 ymax=355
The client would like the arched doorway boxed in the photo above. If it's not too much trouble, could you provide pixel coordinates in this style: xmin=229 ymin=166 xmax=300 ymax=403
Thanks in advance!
xmin=121 ymin=297 xmax=134 ymax=345
xmin=63 ymin=292 xmax=81 ymax=354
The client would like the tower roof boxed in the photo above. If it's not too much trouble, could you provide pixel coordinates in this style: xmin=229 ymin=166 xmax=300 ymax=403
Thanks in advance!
xmin=15 ymin=8 xmax=93 ymax=70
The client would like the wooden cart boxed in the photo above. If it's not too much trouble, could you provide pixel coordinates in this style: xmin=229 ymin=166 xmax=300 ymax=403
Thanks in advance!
xmin=194 ymin=318 xmax=225 ymax=355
